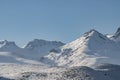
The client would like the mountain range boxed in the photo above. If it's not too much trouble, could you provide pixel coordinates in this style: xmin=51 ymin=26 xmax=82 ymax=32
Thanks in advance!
xmin=0 ymin=28 xmax=120 ymax=67
xmin=0 ymin=28 xmax=120 ymax=80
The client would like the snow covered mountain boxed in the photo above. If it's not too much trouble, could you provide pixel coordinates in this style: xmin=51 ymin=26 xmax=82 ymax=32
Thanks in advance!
xmin=0 ymin=40 xmax=27 ymax=64
xmin=109 ymin=27 xmax=120 ymax=42
xmin=24 ymin=39 xmax=64 ymax=56
xmin=44 ymin=28 xmax=120 ymax=67
xmin=0 ymin=40 xmax=21 ymax=52
xmin=22 ymin=39 xmax=64 ymax=61
xmin=0 ymin=39 xmax=64 ymax=64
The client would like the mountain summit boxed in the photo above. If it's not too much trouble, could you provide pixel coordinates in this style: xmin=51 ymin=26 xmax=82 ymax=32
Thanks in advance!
xmin=0 ymin=40 xmax=20 ymax=51
xmin=83 ymin=29 xmax=108 ymax=43
xmin=111 ymin=27 xmax=120 ymax=41
xmin=24 ymin=39 xmax=64 ymax=50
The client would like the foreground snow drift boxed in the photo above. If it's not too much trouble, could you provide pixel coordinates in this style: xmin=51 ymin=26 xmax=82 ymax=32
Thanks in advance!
xmin=0 ymin=64 xmax=119 ymax=80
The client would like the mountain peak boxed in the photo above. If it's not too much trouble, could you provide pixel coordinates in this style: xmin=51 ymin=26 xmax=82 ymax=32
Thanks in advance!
xmin=33 ymin=39 xmax=47 ymax=43
xmin=83 ymin=29 xmax=103 ymax=40
xmin=0 ymin=40 xmax=17 ymax=48
xmin=116 ymin=27 xmax=120 ymax=32
xmin=24 ymin=39 xmax=64 ymax=52
xmin=0 ymin=40 xmax=8 ymax=43
xmin=113 ymin=27 xmax=120 ymax=39
xmin=89 ymin=29 xmax=98 ymax=32
xmin=89 ymin=29 xmax=98 ymax=33
xmin=24 ymin=39 xmax=64 ymax=48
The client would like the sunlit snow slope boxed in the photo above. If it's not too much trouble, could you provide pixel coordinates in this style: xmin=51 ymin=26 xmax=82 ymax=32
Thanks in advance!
xmin=44 ymin=28 xmax=120 ymax=67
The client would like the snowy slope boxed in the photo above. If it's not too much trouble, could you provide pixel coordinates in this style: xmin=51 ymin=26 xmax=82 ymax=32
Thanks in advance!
xmin=0 ymin=64 xmax=118 ymax=80
xmin=44 ymin=29 xmax=120 ymax=67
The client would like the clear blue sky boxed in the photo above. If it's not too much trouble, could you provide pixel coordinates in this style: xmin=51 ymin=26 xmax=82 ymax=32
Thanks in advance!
xmin=0 ymin=0 xmax=120 ymax=46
